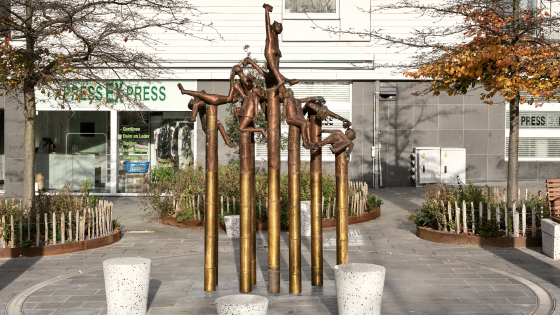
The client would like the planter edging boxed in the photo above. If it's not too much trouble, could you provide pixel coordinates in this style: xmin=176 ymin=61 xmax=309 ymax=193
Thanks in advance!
xmin=0 ymin=228 xmax=122 ymax=258
xmin=416 ymin=226 xmax=542 ymax=248
xmin=161 ymin=207 xmax=381 ymax=231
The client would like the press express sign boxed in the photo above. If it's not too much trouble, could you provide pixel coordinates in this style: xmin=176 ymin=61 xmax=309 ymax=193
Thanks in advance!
xmin=507 ymin=111 xmax=560 ymax=128
xmin=35 ymin=80 xmax=195 ymax=110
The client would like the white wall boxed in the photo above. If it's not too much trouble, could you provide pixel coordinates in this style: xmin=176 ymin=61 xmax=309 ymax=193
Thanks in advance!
xmin=125 ymin=0 xmax=464 ymax=81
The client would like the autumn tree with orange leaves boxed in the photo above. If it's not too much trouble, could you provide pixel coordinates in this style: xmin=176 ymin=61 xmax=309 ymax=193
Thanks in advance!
xmin=0 ymin=0 xmax=220 ymax=206
xmin=313 ymin=0 xmax=560 ymax=206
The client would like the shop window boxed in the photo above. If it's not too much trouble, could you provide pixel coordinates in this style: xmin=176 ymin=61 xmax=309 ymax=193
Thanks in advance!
xmin=35 ymin=111 xmax=110 ymax=193
xmin=117 ymin=111 xmax=194 ymax=193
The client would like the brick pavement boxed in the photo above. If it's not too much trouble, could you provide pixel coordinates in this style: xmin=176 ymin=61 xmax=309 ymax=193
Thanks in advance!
xmin=0 ymin=182 xmax=558 ymax=314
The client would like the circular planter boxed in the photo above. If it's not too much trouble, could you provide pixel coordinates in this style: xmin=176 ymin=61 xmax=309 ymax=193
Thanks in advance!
xmin=161 ymin=207 xmax=381 ymax=231
xmin=416 ymin=226 xmax=542 ymax=248
xmin=0 ymin=228 xmax=122 ymax=258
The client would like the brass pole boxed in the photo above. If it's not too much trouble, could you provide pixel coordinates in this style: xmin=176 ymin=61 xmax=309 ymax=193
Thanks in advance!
xmin=335 ymin=150 xmax=349 ymax=265
xmin=288 ymin=125 xmax=301 ymax=294
xmin=239 ymin=131 xmax=252 ymax=293
xmin=267 ymin=88 xmax=281 ymax=294
xmin=251 ymin=133 xmax=257 ymax=285
xmin=204 ymin=105 xmax=218 ymax=291
xmin=309 ymin=114 xmax=323 ymax=286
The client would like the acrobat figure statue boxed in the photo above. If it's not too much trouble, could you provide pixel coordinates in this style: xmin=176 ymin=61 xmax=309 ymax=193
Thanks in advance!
xmin=303 ymin=101 xmax=353 ymax=129
xmin=281 ymin=88 xmax=324 ymax=150
xmin=316 ymin=128 xmax=356 ymax=158
xmin=233 ymin=85 xmax=268 ymax=139
xmin=187 ymin=92 xmax=236 ymax=148
xmin=177 ymin=65 xmax=243 ymax=111
xmin=262 ymin=4 xmax=298 ymax=88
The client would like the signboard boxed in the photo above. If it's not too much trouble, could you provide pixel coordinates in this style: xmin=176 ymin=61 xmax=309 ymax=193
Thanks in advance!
xmin=507 ymin=111 xmax=560 ymax=128
xmin=35 ymin=80 xmax=196 ymax=110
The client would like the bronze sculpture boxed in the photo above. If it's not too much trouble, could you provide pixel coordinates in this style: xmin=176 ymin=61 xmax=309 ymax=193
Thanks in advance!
xmin=186 ymin=94 xmax=236 ymax=148
xmin=179 ymin=2 xmax=357 ymax=294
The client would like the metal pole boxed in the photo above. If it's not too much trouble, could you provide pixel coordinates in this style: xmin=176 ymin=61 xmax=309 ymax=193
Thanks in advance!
xmin=251 ymin=133 xmax=257 ymax=285
xmin=336 ymin=150 xmax=349 ymax=265
xmin=267 ymin=88 xmax=281 ymax=294
xmin=288 ymin=125 xmax=301 ymax=294
xmin=204 ymin=105 xmax=218 ymax=291
xmin=239 ymin=131 xmax=252 ymax=293
xmin=309 ymin=114 xmax=323 ymax=286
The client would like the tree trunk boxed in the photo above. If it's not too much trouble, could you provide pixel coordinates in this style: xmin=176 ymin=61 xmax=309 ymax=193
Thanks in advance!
xmin=507 ymin=96 xmax=520 ymax=207
xmin=23 ymin=80 xmax=36 ymax=207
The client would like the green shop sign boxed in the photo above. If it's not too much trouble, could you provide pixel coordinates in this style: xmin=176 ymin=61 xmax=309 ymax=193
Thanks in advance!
xmin=36 ymin=80 xmax=196 ymax=110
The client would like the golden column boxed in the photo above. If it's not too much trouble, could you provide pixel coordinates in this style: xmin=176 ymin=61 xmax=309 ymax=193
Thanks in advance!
xmin=335 ymin=150 xmax=349 ymax=265
xmin=239 ymin=131 xmax=253 ymax=292
xmin=204 ymin=105 xmax=219 ymax=291
xmin=309 ymin=114 xmax=323 ymax=286
xmin=288 ymin=125 xmax=302 ymax=293
xmin=267 ymin=88 xmax=281 ymax=294
xmin=251 ymin=133 xmax=257 ymax=285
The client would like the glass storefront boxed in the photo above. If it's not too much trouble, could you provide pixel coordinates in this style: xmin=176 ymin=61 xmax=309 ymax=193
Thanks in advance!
xmin=117 ymin=111 xmax=194 ymax=193
xmin=34 ymin=80 xmax=197 ymax=194
xmin=35 ymin=111 xmax=111 ymax=193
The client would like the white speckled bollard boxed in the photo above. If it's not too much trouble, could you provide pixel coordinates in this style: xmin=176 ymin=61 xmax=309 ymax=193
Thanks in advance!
xmin=224 ymin=215 xmax=240 ymax=237
xmin=300 ymin=201 xmax=311 ymax=237
xmin=215 ymin=294 xmax=269 ymax=315
xmin=103 ymin=257 xmax=151 ymax=315
xmin=542 ymin=219 xmax=560 ymax=259
xmin=334 ymin=263 xmax=386 ymax=315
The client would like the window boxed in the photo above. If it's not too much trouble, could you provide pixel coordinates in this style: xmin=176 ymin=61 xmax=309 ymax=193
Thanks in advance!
xmin=256 ymin=82 xmax=352 ymax=162
xmin=285 ymin=0 xmax=337 ymax=13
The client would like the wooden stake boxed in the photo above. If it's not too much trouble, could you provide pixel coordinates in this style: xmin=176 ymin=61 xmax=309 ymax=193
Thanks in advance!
xmin=462 ymin=200 xmax=467 ymax=234
xmin=227 ymin=196 xmax=230 ymax=214
xmin=75 ymin=210 xmax=79 ymax=241
xmin=522 ymin=203 xmax=526 ymax=237
xmin=45 ymin=213 xmax=48 ymax=245
xmin=471 ymin=202 xmax=475 ymax=234
xmin=18 ymin=214 xmax=22 ymax=247
xmin=10 ymin=215 xmax=14 ymax=248
xmin=503 ymin=188 xmax=506 ymax=203
xmin=221 ymin=196 xmax=223 ymax=216
xmin=479 ymin=201 xmax=483 ymax=223
xmin=69 ymin=211 xmax=73 ymax=241
xmin=61 ymin=213 xmax=65 ymax=244
xmin=513 ymin=212 xmax=519 ymax=237
xmin=504 ymin=204 xmax=508 ymax=237
xmin=198 ymin=195 xmax=201 ymax=220
xmin=532 ymin=205 xmax=536 ymax=237
xmin=447 ymin=201 xmax=452 ymax=226
xmin=35 ymin=211 xmax=39 ymax=247
xmin=27 ymin=212 xmax=30 ymax=241
xmin=52 ymin=213 xmax=56 ymax=245
xmin=496 ymin=204 xmax=500 ymax=229
xmin=455 ymin=201 xmax=460 ymax=234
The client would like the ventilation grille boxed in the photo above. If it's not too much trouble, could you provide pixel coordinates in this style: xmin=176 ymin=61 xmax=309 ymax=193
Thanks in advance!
xmin=257 ymin=81 xmax=351 ymax=161
xmin=289 ymin=82 xmax=351 ymax=103
xmin=506 ymin=137 xmax=560 ymax=158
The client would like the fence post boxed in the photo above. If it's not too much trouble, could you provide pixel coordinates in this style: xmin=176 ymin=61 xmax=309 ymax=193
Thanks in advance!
xmin=61 ymin=213 xmax=65 ymax=244
xmin=10 ymin=215 xmax=14 ymax=248
xmin=479 ymin=201 xmax=483 ymax=224
xmin=496 ymin=204 xmax=500 ymax=230
xmin=455 ymin=201 xmax=460 ymax=234
xmin=35 ymin=211 xmax=39 ymax=247
xmin=198 ymin=195 xmax=201 ymax=219
xmin=69 ymin=211 xmax=73 ymax=241
xmin=18 ymin=214 xmax=22 ymax=247
xmin=462 ymin=200 xmax=467 ymax=234
xmin=75 ymin=210 xmax=79 ymax=241
xmin=471 ymin=202 xmax=475 ymax=235
xmin=44 ymin=213 xmax=48 ymax=245
xmin=522 ymin=203 xmax=526 ymax=238
xmin=1 ymin=215 xmax=5 ymax=248
xmin=447 ymin=201 xmax=452 ymax=227
xmin=441 ymin=201 xmax=447 ymax=231
xmin=52 ymin=213 xmax=56 ymax=245
xmin=513 ymin=212 xmax=519 ymax=238
xmin=504 ymin=204 xmax=508 ymax=237
xmin=110 ymin=202 xmax=114 ymax=233
xmin=532 ymin=205 xmax=536 ymax=237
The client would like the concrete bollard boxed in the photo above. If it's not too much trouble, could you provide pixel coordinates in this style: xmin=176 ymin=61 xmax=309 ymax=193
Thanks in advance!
xmin=103 ymin=257 xmax=151 ymax=315
xmin=334 ymin=263 xmax=386 ymax=315
xmin=542 ymin=219 xmax=560 ymax=259
xmin=300 ymin=201 xmax=311 ymax=237
xmin=224 ymin=215 xmax=240 ymax=237
xmin=215 ymin=294 xmax=269 ymax=315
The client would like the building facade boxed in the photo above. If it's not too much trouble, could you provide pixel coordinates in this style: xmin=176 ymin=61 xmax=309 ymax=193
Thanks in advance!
xmin=1 ymin=0 xmax=558 ymax=196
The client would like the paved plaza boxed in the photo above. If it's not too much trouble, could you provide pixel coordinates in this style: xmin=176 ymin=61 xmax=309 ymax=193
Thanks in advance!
xmin=1 ymin=183 xmax=560 ymax=314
